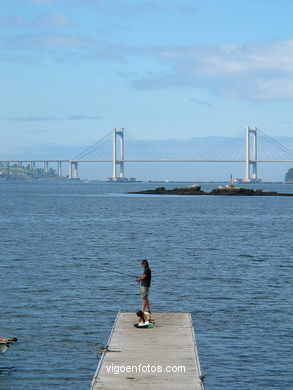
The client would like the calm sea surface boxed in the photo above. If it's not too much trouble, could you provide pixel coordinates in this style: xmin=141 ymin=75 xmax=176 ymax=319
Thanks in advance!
xmin=0 ymin=181 xmax=292 ymax=390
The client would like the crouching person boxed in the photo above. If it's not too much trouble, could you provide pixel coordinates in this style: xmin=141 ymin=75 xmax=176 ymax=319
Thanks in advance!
xmin=134 ymin=310 xmax=155 ymax=328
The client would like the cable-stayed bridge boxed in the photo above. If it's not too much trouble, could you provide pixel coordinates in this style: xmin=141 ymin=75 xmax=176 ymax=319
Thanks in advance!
xmin=1 ymin=127 xmax=293 ymax=181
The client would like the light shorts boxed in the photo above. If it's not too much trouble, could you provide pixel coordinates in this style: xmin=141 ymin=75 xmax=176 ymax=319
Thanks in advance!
xmin=140 ymin=286 xmax=150 ymax=298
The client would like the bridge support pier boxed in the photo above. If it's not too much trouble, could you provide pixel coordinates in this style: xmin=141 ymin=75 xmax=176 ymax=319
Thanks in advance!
xmin=112 ymin=128 xmax=125 ymax=181
xmin=68 ymin=161 xmax=78 ymax=179
xmin=244 ymin=126 xmax=258 ymax=182
xmin=73 ymin=162 xmax=78 ymax=179
xmin=68 ymin=161 xmax=72 ymax=179
xmin=57 ymin=161 xmax=62 ymax=178
xmin=44 ymin=161 xmax=49 ymax=174
xmin=5 ymin=162 xmax=10 ymax=177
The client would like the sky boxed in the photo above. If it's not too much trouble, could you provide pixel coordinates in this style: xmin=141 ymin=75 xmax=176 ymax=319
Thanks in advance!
xmin=1 ymin=0 xmax=293 ymax=179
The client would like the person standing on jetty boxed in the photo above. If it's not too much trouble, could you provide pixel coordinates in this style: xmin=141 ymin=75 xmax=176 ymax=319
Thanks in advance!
xmin=137 ymin=259 xmax=151 ymax=313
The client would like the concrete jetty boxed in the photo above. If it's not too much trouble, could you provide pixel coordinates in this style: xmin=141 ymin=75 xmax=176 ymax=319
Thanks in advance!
xmin=90 ymin=312 xmax=205 ymax=390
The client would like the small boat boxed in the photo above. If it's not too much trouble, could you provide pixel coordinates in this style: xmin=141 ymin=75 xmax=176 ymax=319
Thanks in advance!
xmin=0 ymin=337 xmax=17 ymax=354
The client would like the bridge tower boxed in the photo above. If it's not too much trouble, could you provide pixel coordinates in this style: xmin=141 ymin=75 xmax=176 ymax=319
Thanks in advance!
xmin=112 ymin=128 xmax=125 ymax=181
xmin=244 ymin=126 xmax=258 ymax=182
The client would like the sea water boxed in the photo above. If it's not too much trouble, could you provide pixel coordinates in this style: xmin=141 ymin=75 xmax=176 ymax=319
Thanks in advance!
xmin=0 ymin=181 xmax=292 ymax=390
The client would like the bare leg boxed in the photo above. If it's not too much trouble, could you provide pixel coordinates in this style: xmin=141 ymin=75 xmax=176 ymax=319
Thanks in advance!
xmin=142 ymin=298 xmax=151 ymax=313
xmin=141 ymin=298 xmax=147 ymax=312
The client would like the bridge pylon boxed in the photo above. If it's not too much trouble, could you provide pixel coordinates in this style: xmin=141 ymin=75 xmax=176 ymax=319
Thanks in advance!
xmin=112 ymin=128 xmax=125 ymax=181
xmin=244 ymin=126 xmax=258 ymax=182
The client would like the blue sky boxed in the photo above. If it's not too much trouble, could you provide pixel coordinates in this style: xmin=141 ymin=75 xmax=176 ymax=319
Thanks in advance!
xmin=1 ymin=0 xmax=293 ymax=160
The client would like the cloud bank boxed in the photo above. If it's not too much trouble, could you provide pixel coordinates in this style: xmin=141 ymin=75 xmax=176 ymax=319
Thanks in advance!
xmin=6 ymin=114 xmax=102 ymax=122
xmin=1 ymin=5 xmax=293 ymax=102
xmin=129 ymin=39 xmax=293 ymax=101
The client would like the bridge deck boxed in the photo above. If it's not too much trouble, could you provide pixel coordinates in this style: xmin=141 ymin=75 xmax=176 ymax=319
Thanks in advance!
xmin=90 ymin=312 xmax=205 ymax=390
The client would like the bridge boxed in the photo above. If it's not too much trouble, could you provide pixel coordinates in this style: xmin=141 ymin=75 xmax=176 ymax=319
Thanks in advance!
xmin=1 ymin=127 xmax=293 ymax=181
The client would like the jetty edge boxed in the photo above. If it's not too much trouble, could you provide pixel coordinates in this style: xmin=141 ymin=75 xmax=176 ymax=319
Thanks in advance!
xmin=90 ymin=312 xmax=205 ymax=390
xmin=128 ymin=184 xmax=293 ymax=196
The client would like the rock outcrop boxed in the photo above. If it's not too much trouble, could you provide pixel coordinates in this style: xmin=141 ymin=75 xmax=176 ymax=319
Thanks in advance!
xmin=129 ymin=184 xmax=293 ymax=196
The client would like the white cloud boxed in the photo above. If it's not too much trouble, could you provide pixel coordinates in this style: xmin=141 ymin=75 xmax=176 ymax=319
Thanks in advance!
xmin=0 ymin=13 xmax=72 ymax=29
xmin=38 ymin=13 xmax=72 ymax=27
xmin=144 ymin=39 xmax=293 ymax=76
xmin=130 ymin=38 xmax=293 ymax=101
xmin=177 ymin=5 xmax=198 ymax=15
xmin=189 ymin=98 xmax=213 ymax=107
xmin=1 ymin=23 xmax=293 ymax=101
xmin=6 ymin=114 xmax=102 ymax=121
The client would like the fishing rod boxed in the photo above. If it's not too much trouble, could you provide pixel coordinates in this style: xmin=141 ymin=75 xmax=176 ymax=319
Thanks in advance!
xmin=96 ymin=260 xmax=141 ymax=279
xmin=100 ymin=267 xmax=138 ymax=279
